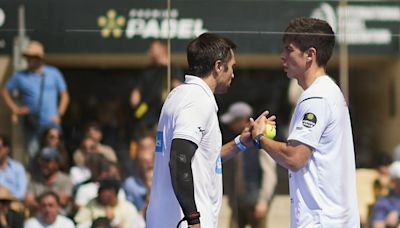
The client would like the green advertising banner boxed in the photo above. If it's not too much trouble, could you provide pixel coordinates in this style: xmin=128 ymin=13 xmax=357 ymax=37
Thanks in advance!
xmin=0 ymin=1 xmax=399 ymax=54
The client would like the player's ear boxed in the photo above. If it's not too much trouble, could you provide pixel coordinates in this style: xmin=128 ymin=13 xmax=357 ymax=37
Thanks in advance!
xmin=214 ymin=60 xmax=223 ymax=73
xmin=306 ymin=47 xmax=316 ymax=62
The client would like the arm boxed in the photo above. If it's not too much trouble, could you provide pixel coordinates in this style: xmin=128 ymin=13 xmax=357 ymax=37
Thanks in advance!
xmin=221 ymin=111 xmax=276 ymax=163
xmin=1 ymin=88 xmax=29 ymax=115
xmin=58 ymin=90 xmax=69 ymax=116
xmin=169 ymin=138 xmax=201 ymax=226
xmin=251 ymin=114 xmax=312 ymax=172
xmin=253 ymin=153 xmax=277 ymax=219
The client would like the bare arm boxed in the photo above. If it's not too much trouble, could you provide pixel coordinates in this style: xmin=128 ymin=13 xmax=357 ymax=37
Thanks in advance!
xmin=1 ymin=88 xmax=29 ymax=115
xmin=221 ymin=111 xmax=276 ymax=163
xmin=58 ymin=90 xmax=69 ymax=116
xmin=251 ymin=114 xmax=312 ymax=172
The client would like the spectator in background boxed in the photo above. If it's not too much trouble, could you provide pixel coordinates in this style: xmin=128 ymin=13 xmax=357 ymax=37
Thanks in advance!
xmin=74 ymin=157 xmax=125 ymax=208
xmin=220 ymin=102 xmax=277 ymax=228
xmin=75 ymin=178 xmax=144 ymax=228
xmin=127 ymin=40 xmax=184 ymax=142
xmin=0 ymin=186 xmax=25 ymax=228
xmin=0 ymin=134 xmax=27 ymax=200
xmin=1 ymin=40 xmax=69 ymax=160
xmin=25 ymin=147 xmax=73 ymax=216
xmin=372 ymin=152 xmax=393 ymax=198
xmin=122 ymin=131 xmax=155 ymax=214
xmin=371 ymin=161 xmax=400 ymax=228
xmin=24 ymin=191 xmax=74 ymax=228
xmin=74 ymin=123 xmax=117 ymax=166
xmin=38 ymin=127 xmax=70 ymax=172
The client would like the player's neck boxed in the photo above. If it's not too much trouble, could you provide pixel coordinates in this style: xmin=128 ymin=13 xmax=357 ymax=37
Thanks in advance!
xmin=299 ymin=66 xmax=326 ymax=90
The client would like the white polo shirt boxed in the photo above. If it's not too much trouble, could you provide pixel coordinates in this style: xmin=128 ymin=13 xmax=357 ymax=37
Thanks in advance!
xmin=146 ymin=75 xmax=223 ymax=228
xmin=287 ymin=76 xmax=360 ymax=228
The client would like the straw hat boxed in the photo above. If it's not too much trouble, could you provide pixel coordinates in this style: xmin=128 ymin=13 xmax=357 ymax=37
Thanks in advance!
xmin=0 ymin=186 xmax=16 ymax=201
xmin=22 ymin=40 xmax=45 ymax=59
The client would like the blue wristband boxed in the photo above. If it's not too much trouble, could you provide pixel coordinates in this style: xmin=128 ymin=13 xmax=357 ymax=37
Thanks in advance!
xmin=234 ymin=135 xmax=247 ymax=151
xmin=253 ymin=134 xmax=264 ymax=149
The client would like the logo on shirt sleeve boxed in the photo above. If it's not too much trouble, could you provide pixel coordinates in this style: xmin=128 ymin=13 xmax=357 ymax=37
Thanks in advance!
xmin=302 ymin=113 xmax=317 ymax=128
xmin=155 ymin=131 xmax=163 ymax=153
xmin=215 ymin=156 xmax=222 ymax=174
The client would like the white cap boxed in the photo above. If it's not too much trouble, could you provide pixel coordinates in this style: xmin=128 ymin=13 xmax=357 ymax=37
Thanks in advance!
xmin=389 ymin=161 xmax=400 ymax=179
xmin=220 ymin=102 xmax=253 ymax=124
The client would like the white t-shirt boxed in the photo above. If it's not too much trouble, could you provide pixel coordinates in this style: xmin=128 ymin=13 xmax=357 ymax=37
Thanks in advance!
xmin=146 ymin=75 xmax=223 ymax=228
xmin=24 ymin=215 xmax=75 ymax=228
xmin=287 ymin=76 xmax=360 ymax=228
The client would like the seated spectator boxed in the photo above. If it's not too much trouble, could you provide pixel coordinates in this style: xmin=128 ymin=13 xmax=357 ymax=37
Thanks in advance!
xmin=39 ymin=127 xmax=70 ymax=172
xmin=122 ymin=132 xmax=155 ymax=214
xmin=371 ymin=161 xmax=400 ymax=228
xmin=73 ymin=122 xmax=117 ymax=166
xmin=24 ymin=191 xmax=74 ymax=228
xmin=74 ymin=156 xmax=125 ymax=208
xmin=25 ymin=147 xmax=73 ymax=216
xmin=74 ymin=178 xmax=144 ymax=228
xmin=0 ymin=134 xmax=27 ymax=200
xmin=0 ymin=186 xmax=25 ymax=228
xmin=373 ymin=152 xmax=393 ymax=198
xmin=91 ymin=217 xmax=113 ymax=228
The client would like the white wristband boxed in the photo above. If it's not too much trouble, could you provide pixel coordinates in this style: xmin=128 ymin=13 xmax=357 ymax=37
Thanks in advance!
xmin=234 ymin=135 xmax=247 ymax=151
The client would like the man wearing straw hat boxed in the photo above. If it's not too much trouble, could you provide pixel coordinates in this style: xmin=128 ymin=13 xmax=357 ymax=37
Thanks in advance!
xmin=2 ymin=40 xmax=70 ymax=159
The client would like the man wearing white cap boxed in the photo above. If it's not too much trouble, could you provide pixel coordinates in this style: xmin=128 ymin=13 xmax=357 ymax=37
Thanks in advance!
xmin=371 ymin=161 xmax=400 ymax=228
xmin=2 ymin=40 xmax=69 ymax=159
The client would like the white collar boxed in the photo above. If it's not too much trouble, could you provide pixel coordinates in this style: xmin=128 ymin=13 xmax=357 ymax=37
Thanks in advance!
xmin=184 ymin=75 xmax=218 ymax=112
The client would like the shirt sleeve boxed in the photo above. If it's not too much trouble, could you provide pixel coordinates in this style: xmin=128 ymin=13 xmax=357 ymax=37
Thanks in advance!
xmin=54 ymin=68 xmax=67 ymax=92
xmin=288 ymin=97 xmax=330 ymax=149
xmin=5 ymin=73 xmax=20 ymax=90
xmin=15 ymin=163 xmax=28 ymax=200
xmin=173 ymin=99 xmax=212 ymax=146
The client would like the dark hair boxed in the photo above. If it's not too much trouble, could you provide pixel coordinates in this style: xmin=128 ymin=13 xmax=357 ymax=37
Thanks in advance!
xmin=283 ymin=17 xmax=335 ymax=67
xmin=186 ymin=33 xmax=236 ymax=77
xmin=38 ymin=191 xmax=60 ymax=205
xmin=91 ymin=217 xmax=113 ymax=228
xmin=84 ymin=121 xmax=102 ymax=133
xmin=0 ymin=134 xmax=10 ymax=148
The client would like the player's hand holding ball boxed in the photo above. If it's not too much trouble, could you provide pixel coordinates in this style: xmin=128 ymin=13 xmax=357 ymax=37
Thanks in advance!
xmin=265 ymin=123 xmax=276 ymax=139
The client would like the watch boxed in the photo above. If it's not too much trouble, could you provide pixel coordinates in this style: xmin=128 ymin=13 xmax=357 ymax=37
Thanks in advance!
xmin=253 ymin=134 xmax=264 ymax=149
xmin=234 ymin=135 xmax=247 ymax=151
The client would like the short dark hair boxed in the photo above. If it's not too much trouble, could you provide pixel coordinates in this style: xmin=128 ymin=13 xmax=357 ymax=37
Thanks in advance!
xmin=38 ymin=191 xmax=60 ymax=205
xmin=0 ymin=134 xmax=10 ymax=148
xmin=186 ymin=33 xmax=236 ymax=77
xmin=283 ymin=17 xmax=335 ymax=67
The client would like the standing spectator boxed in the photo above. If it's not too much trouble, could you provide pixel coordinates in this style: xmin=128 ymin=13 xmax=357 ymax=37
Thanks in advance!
xmin=220 ymin=102 xmax=277 ymax=228
xmin=1 ymin=40 xmax=69 ymax=159
xmin=74 ymin=178 xmax=144 ymax=228
xmin=0 ymin=134 xmax=27 ymax=200
xmin=371 ymin=161 xmax=400 ymax=228
xmin=127 ymin=40 xmax=184 ymax=141
xmin=122 ymin=131 xmax=155 ymax=214
xmin=24 ymin=191 xmax=75 ymax=228
xmin=25 ymin=147 xmax=73 ymax=215
xmin=0 ymin=186 xmax=25 ymax=228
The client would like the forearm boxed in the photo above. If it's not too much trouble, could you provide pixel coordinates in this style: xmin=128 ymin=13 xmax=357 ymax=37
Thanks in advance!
xmin=58 ymin=91 xmax=69 ymax=116
xmin=221 ymin=140 xmax=241 ymax=163
xmin=259 ymin=137 xmax=305 ymax=172
xmin=169 ymin=139 xmax=200 ymax=225
xmin=1 ymin=89 xmax=19 ymax=113
xmin=258 ymin=153 xmax=277 ymax=202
